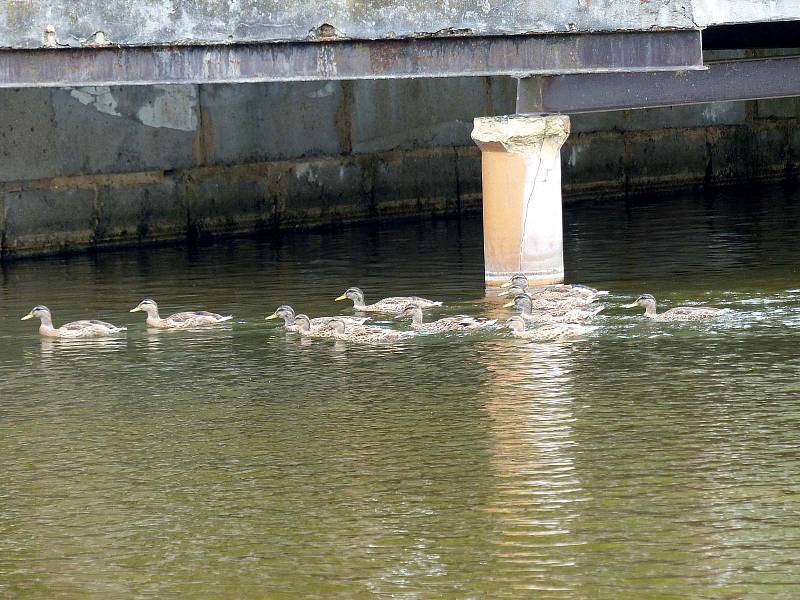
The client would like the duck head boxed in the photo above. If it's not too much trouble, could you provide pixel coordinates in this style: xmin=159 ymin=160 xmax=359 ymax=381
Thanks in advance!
xmin=501 ymin=274 xmax=529 ymax=290
xmin=395 ymin=303 xmax=423 ymax=323
xmin=21 ymin=305 xmax=52 ymax=323
xmin=266 ymin=305 xmax=296 ymax=324
xmin=502 ymin=293 xmax=532 ymax=315
xmin=504 ymin=315 xmax=527 ymax=332
xmin=623 ymin=294 xmax=656 ymax=310
xmin=130 ymin=299 xmax=159 ymax=317
xmin=335 ymin=287 xmax=365 ymax=306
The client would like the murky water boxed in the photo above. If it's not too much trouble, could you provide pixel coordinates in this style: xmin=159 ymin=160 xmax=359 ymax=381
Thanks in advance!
xmin=1 ymin=183 xmax=800 ymax=598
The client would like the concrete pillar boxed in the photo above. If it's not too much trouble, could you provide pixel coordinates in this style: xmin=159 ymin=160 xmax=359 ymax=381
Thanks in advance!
xmin=471 ymin=114 xmax=570 ymax=286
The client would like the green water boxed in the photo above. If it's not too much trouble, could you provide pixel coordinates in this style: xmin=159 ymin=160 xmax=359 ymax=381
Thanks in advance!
xmin=1 ymin=184 xmax=799 ymax=598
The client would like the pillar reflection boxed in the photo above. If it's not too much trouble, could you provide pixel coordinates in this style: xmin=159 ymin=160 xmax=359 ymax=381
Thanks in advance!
xmin=480 ymin=337 xmax=587 ymax=593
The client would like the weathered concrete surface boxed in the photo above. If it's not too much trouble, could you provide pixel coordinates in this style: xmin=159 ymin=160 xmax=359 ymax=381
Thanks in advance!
xmin=0 ymin=0 xmax=699 ymax=49
xmin=473 ymin=115 xmax=570 ymax=284
xmin=693 ymin=0 xmax=800 ymax=26
xmin=1 ymin=78 xmax=800 ymax=257
xmin=2 ymin=0 xmax=798 ymax=49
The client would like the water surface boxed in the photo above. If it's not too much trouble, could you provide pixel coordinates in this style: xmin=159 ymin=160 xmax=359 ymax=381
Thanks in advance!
xmin=1 ymin=183 xmax=799 ymax=598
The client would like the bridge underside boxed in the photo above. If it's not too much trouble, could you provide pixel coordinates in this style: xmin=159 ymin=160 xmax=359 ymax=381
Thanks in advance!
xmin=1 ymin=15 xmax=799 ymax=271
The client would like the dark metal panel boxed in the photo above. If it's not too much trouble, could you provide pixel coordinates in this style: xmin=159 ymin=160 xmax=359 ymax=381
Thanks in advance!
xmin=516 ymin=55 xmax=800 ymax=114
xmin=0 ymin=30 xmax=701 ymax=88
xmin=703 ymin=21 xmax=800 ymax=49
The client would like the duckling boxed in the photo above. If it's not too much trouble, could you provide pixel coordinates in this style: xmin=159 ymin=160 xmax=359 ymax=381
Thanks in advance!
xmin=326 ymin=318 xmax=410 ymax=344
xmin=503 ymin=293 xmax=603 ymax=323
xmin=623 ymin=294 xmax=725 ymax=321
xmin=130 ymin=299 xmax=232 ymax=329
xmin=511 ymin=291 xmax=595 ymax=309
xmin=294 ymin=315 xmax=408 ymax=344
xmin=21 ymin=305 xmax=126 ymax=338
xmin=291 ymin=314 xmax=339 ymax=339
xmin=395 ymin=303 xmax=496 ymax=333
xmin=499 ymin=286 xmax=598 ymax=308
xmin=501 ymin=274 xmax=608 ymax=299
xmin=335 ymin=287 xmax=442 ymax=313
xmin=504 ymin=315 xmax=595 ymax=341
xmin=265 ymin=305 xmax=370 ymax=332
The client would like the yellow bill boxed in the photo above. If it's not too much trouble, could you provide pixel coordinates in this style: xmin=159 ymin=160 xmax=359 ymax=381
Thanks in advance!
xmin=500 ymin=281 xmax=513 ymax=288
xmin=129 ymin=306 xmax=142 ymax=313
xmin=265 ymin=313 xmax=278 ymax=320
xmin=334 ymin=294 xmax=347 ymax=301
xmin=502 ymin=300 xmax=515 ymax=308
xmin=20 ymin=313 xmax=33 ymax=320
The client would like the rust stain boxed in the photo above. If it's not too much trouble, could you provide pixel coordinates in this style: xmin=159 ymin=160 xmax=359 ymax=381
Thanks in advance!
xmin=192 ymin=91 xmax=215 ymax=166
xmin=334 ymin=81 xmax=353 ymax=154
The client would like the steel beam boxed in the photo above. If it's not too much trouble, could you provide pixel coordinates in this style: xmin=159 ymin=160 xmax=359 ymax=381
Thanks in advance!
xmin=0 ymin=30 xmax=701 ymax=88
xmin=516 ymin=55 xmax=800 ymax=114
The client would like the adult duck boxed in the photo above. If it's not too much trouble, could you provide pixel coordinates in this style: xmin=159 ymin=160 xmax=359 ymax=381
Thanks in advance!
xmin=334 ymin=287 xmax=441 ymax=313
xmin=21 ymin=306 xmax=126 ymax=338
xmin=130 ymin=299 xmax=232 ymax=329
xmin=623 ymin=294 xmax=725 ymax=321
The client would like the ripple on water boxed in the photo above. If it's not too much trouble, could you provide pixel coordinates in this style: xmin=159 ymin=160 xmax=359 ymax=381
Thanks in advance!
xmin=1 ymin=185 xmax=800 ymax=598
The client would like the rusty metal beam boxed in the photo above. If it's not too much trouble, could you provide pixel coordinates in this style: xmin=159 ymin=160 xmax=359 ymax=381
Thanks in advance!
xmin=0 ymin=30 xmax=702 ymax=88
xmin=516 ymin=55 xmax=800 ymax=114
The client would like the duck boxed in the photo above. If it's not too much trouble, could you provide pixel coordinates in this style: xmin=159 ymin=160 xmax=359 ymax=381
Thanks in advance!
xmin=504 ymin=315 xmax=595 ymax=341
xmin=21 ymin=305 xmax=126 ymax=338
xmin=129 ymin=299 xmax=232 ymax=328
xmin=503 ymin=293 xmax=603 ymax=323
xmin=503 ymin=293 xmax=605 ymax=321
xmin=335 ymin=287 xmax=442 ymax=313
xmin=623 ymin=294 xmax=726 ymax=321
xmin=295 ymin=315 xmax=409 ymax=344
xmin=265 ymin=305 xmax=370 ymax=332
xmin=501 ymin=290 xmax=595 ymax=309
xmin=395 ymin=303 xmax=496 ymax=333
xmin=498 ymin=285 xmax=595 ymax=307
xmin=327 ymin=318 xmax=411 ymax=344
xmin=291 ymin=314 xmax=339 ymax=339
xmin=501 ymin=274 xmax=608 ymax=299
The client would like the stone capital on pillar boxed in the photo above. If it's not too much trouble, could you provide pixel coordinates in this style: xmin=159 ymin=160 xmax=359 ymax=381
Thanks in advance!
xmin=471 ymin=114 xmax=570 ymax=286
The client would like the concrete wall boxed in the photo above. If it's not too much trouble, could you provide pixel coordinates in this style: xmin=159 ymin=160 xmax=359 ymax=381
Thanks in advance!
xmin=1 ymin=78 xmax=799 ymax=257
xmin=1 ymin=0 xmax=798 ymax=48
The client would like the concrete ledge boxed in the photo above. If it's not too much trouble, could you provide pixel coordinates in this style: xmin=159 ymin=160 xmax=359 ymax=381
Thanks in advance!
xmin=3 ymin=115 xmax=799 ymax=258
xmin=0 ymin=147 xmax=483 ymax=257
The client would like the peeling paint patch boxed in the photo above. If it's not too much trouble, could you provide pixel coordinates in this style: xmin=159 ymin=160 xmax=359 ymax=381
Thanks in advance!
xmin=69 ymin=86 xmax=120 ymax=117
xmin=136 ymin=85 xmax=198 ymax=131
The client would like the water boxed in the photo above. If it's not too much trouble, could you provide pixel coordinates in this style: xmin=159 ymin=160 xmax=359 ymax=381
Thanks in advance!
xmin=1 ymin=183 xmax=799 ymax=598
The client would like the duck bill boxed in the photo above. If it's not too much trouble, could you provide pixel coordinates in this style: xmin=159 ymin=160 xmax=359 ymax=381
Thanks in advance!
xmin=500 ymin=281 xmax=513 ymax=288
xmin=129 ymin=306 xmax=142 ymax=313
xmin=502 ymin=300 xmax=515 ymax=308
xmin=622 ymin=303 xmax=638 ymax=309
xmin=20 ymin=313 xmax=33 ymax=321
xmin=393 ymin=314 xmax=406 ymax=320
xmin=497 ymin=290 xmax=511 ymax=297
xmin=265 ymin=313 xmax=278 ymax=320
xmin=334 ymin=294 xmax=347 ymax=301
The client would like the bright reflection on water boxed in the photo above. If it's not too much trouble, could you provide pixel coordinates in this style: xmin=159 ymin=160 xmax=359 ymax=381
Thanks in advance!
xmin=1 ymin=184 xmax=800 ymax=598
